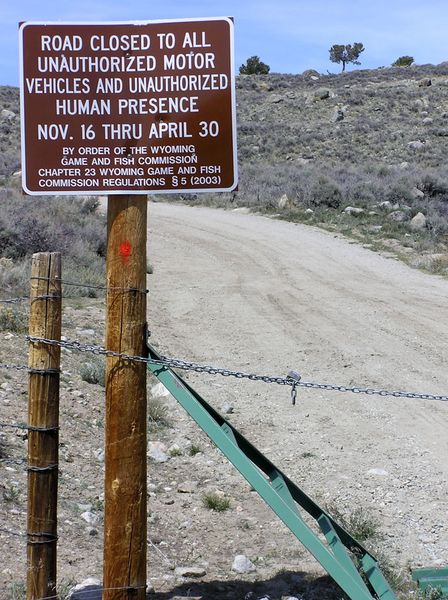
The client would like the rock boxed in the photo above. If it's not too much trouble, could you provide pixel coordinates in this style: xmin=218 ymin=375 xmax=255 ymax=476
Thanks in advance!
xmin=411 ymin=187 xmax=425 ymax=199
xmin=151 ymin=382 xmax=170 ymax=398
xmin=313 ymin=88 xmax=330 ymax=101
xmin=177 ymin=481 xmax=198 ymax=494
xmin=422 ymin=117 xmax=433 ymax=125
xmin=408 ymin=140 xmax=426 ymax=150
xmin=68 ymin=579 xmax=102 ymax=600
xmin=368 ymin=468 xmax=388 ymax=476
xmin=389 ymin=210 xmax=410 ymax=223
xmin=80 ymin=511 xmax=100 ymax=525
xmin=10 ymin=171 xmax=22 ymax=187
xmin=168 ymin=443 xmax=182 ymax=456
xmin=418 ymin=78 xmax=432 ymax=87
xmin=296 ymin=157 xmax=312 ymax=165
xmin=302 ymin=69 xmax=320 ymax=80
xmin=331 ymin=108 xmax=345 ymax=122
xmin=93 ymin=448 xmax=104 ymax=462
xmin=0 ymin=382 xmax=12 ymax=392
xmin=398 ymin=161 xmax=409 ymax=169
xmin=87 ymin=527 xmax=98 ymax=536
xmin=222 ymin=402 xmax=234 ymax=414
xmin=175 ymin=566 xmax=207 ymax=578
xmin=268 ymin=94 xmax=283 ymax=104
xmin=1 ymin=109 xmax=16 ymax=120
xmin=277 ymin=194 xmax=289 ymax=210
xmin=413 ymin=98 xmax=430 ymax=113
xmin=378 ymin=201 xmax=392 ymax=210
xmin=148 ymin=441 xmax=169 ymax=463
xmin=232 ymin=554 xmax=256 ymax=573
xmin=305 ymin=208 xmax=314 ymax=214
xmin=231 ymin=207 xmax=251 ymax=214
xmin=344 ymin=206 xmax=364 ymax=215
xmin=410 ymin=212 xmax=427 ymax=230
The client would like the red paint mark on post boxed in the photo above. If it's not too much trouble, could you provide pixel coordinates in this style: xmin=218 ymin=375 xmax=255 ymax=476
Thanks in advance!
xmin=119 ymin=240 xmax=132 ymax=262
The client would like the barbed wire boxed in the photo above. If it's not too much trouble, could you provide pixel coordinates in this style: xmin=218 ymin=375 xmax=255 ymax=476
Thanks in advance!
xmin=30 ymin=276 xmax=148 ymax=295
xmin=0 ymin=421 xmax=30 ymax=431
xmin=0 ymin=296 xmax=29 ymax=305
xmin=0 ymin=277 xmax=149 ymax=306
xmin=4 ymin=582 xmax=148 ymax=600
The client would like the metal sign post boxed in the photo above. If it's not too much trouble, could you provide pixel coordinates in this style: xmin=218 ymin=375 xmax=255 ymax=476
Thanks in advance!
xmin=20 ymin=17 xmax=237 ymax=599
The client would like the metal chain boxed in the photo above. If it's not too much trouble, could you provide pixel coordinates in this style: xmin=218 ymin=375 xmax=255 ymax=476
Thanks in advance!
xmin=27 ymin=336 xmax=448 ymax=402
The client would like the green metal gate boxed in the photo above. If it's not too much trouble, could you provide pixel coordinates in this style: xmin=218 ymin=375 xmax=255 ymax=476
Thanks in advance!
xmin=147 ymin=343 xmax=397 ymax=600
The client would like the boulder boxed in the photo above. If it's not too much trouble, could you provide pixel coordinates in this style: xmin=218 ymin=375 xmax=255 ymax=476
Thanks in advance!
xmin=331 ymin=108 xmax=344 ymax=122
xmin=148 ymin=441 xmax=169 ymax=463
xmin=302 ymin=69 xmax=320 ymax=80
xmin=232 ymin=554 xmax=256 ymax=573
xmin=418 ymin=78 xmax=432 ymax=87
xmin=313 ymin=88 xmax=330 ymax=101
xmin=411 ymin=187 xmax=425 ymax=199
xmin=277 ymin=194 xmax=289 ymax=210
xmin=175 ymin=566 xmax=207 ymax=578
xmin=410 ymin=212 xmax=427 ymax=230
xmin=408 ymin=140 xmax=426 ymax=150
xmin=344 ymin=206 xmax=364 ymax=216
xmin=1 ymin=109 xmax=16 ymax=120
xmin=389 ymin=210 xmax=410 ymax=223
xmin=68 ymin=578 xmax=102 ymax=600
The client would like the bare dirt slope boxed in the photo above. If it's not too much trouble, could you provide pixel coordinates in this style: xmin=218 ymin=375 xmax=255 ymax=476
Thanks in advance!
xmin=147 ymin=202 xmax=448 ymax=570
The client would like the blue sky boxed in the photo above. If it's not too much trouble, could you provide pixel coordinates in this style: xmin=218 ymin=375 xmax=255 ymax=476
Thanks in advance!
xmin=3 ymin=0 xmax=448 ymax=85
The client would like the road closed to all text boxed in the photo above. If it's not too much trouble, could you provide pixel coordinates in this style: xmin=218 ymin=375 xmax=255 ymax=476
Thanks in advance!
xmin=20 ymin=18 xmax=237 ymax=194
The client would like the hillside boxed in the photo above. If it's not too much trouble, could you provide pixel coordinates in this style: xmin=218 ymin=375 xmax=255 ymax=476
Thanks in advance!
xmin=1 ymin=66 xmax=448 ymax=599
xmin=2 ymin=63 xmax=448 ymax=276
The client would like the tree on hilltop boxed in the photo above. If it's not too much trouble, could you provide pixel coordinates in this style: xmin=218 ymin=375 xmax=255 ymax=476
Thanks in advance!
xmin=392 ymin=55 xmax=414 ymax=67
xmin=239 ymin=55 xmax=270 ymax=75
xmin=329 ymin=42 xmax=365 ymax=72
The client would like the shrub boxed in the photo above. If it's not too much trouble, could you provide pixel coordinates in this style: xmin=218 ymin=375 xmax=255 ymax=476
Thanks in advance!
xmin=0 ymin=191 xmax=106 ymax=297
xmin=80 ymin=358 xmax=105 ymax=386
xmin=148 ymin=396 xmax=171 ymax=430
xmin=0 ymin=306 xmax=28 ymax=332
xmin=202 ymin=492 xmax=231 ymax=512
xmin=392 ymin=55 xmax=414 ymax=67
xmin=308 ymin=177 xmax=343 ymax=209
xmin=325 ymin=503 xmax=380 ymax=542
xmin=239 ymin=56 xmax=270 ymax=75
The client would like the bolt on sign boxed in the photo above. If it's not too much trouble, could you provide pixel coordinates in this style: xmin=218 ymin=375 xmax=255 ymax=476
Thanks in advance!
xmin=19 ymin=18 xmax=237 ymax=195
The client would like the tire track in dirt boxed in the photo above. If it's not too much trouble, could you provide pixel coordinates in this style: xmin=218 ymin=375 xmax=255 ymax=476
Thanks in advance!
xmin=148 ymin=203 xmax=448 ymax=480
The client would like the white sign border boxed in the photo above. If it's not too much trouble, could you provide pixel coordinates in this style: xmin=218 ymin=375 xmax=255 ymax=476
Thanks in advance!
xmin=19 ymin=17 xmax=238 ymax=196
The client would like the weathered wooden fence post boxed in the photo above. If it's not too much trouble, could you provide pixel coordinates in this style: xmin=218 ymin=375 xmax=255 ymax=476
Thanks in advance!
xmin=103 ymin=196 xmax=147 ymax=600
xmin=27 ymin=252 xmax=62 ymax=600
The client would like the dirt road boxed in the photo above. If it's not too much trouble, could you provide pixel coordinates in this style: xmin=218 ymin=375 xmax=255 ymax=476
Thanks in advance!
xmin=147 ymin=201 xmax=448 ymax=571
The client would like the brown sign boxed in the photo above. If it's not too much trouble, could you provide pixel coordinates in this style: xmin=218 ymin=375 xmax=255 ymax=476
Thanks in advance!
xmin=19 ymin=18 xmax=237 ymax=195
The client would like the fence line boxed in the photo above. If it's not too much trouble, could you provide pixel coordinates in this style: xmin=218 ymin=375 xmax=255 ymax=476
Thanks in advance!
xmin=0 ymin=335 xmax=447 ymax=402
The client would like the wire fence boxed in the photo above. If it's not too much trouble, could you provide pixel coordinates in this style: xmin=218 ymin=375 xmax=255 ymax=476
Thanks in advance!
xmin=0 ymin=279 xmax=149 ymax=306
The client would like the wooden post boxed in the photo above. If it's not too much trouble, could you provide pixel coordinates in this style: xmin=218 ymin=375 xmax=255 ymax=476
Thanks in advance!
xmin=27 ymin=252 xmax=62 ymax=600
xmin=103 ymin=196 xmax=147 ymax=600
